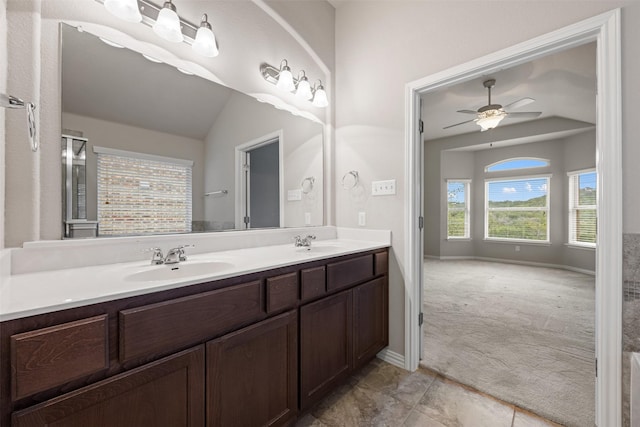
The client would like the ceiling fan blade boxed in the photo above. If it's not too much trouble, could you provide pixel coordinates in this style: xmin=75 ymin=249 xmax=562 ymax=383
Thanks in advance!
xmin=505 ymin=111 xmax=542 ymax=119
xmin=456 ymin=109 xmax=478 ymax=115
xmin=502 ymin=97 xmax=535 ymax=110
xmin=443 ymin=119 xmax=476 ymax=129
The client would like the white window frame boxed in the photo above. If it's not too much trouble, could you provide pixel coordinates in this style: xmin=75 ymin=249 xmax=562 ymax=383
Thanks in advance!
xmin=568 ymin=168 xmax=596 ymax=248
xmin=484 ymin=174 xmax=551 ymax=244
xmin=446 ymin=179 xmax=471 ymax=239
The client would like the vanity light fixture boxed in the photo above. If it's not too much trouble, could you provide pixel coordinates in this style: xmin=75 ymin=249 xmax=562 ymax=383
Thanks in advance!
xmin=142 ymin=53 xmax=163 ymax=63
xmin=153 ymin=0 xmax=183 ymax=43
xmin=97 ymin=0 xmax=220 ymax=57
xmin=312 ymin=81 xmax=329 ymax=108
xmin=260 ymin=60 xmax=329 ymax=108
xmin=104 ymin=0 xmax=142 ymax=23
xmin=98 ymin=36 xmax=125 ymax=48
xmin=192 ymin=14 xmax=219 ymax=57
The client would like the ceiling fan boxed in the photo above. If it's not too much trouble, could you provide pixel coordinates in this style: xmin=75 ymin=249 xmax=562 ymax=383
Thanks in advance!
xmin=443 ymin=79 xmax=542 ymax=131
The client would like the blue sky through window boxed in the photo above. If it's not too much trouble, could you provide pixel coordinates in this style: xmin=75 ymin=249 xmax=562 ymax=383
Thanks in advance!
xmin=447 ymin=182 xmax=466 ymax=203
xmin=487 ymin=178 xmax=548 ymax=203
xmin=580 ymin=172 xmax=596 ymax=190
xmin=486 ymin=158 xmax=549 ymax=172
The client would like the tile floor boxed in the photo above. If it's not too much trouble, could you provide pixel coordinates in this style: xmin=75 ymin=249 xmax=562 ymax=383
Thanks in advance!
xmin=295 ymin=358 xmax=562 ymax=427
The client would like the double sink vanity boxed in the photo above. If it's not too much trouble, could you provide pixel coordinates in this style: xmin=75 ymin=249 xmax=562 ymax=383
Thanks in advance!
xmin=0 ymin=228 xmax=390 ymax=426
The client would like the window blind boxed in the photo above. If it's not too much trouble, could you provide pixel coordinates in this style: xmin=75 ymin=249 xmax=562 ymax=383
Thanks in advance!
xmin=485 ymin=176 xmax=550 ymax=242
xmin=568 ymin=170 xmax=596 ymax=246
xmin=96 ymin=150 xmax=192 ymax=236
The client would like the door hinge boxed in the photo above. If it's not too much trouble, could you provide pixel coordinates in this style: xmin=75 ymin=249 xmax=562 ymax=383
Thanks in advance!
xmin=244 ymin=216 xmax=250 ymax=225
xmin=595 ymin=358 xmax=598 ymax=377
xmin=419 ymin=119 xmax=424 ymax=134
xmin=418 ymin=216 xmax=424 ymax=230
xmin=418 ymin=312 xmax=424 ymax=326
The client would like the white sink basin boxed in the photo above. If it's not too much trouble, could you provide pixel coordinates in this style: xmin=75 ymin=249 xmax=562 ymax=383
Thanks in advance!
xmin=124 ymin=261 xmax=234 ymax=282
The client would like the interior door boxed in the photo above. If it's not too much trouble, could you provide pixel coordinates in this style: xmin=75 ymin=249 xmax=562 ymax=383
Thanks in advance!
xmin=244 ymin=139 xmax=280 ymax=229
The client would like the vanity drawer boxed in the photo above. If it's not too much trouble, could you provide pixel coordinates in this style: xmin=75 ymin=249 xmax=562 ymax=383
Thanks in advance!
xmin=301 ymin=266 xmax=326 ymax=302
xmin=119 ymin=281 xmax=263 ymax=362
xmin=374 ymin=251 xmax=389 ymax=276
xmin=11 ymin=315 xmax=109 ymax=401
xmin=326 ymin=255 xmax=374 ymax=292
xmin=266 ymin=272 xmax=299 ymax=313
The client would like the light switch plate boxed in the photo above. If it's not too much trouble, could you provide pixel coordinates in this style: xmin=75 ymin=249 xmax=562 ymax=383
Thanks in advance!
xmin=305 ymin=212 xmax=311 ymax=225
xmin=358 ymin=211 xmax=366 ymax=226
xmin=372 ymin=179 xmax=396 ymax=196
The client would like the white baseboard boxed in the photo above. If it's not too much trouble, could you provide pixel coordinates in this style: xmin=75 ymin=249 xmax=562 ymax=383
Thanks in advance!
xmin=377 ymin=348 xmax=405 ymax=369
xmin=424 ymin=255 xmax=595 ymax=276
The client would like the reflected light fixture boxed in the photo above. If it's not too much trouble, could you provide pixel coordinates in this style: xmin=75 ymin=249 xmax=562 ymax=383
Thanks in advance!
xmin=153 ymin=0 xmax=183 ymax=42
xmin=476 ymin=109 xmax=506 ymax=131
xmin=312 ymin=81 xmax=329 ymax=108
xmin=192 ymin=14 xmax=219 ymax=57
xmin=104 ymin=0 xmax=142 ymax=23
xmin=99 ymin=36 xmax=125 ymax=48
xmin=260 ymin=59 xmax=329 ymax=108
xmin=295 ymin=71 xmax=313 ymax=100
xmin=276 ymin=60 xmax=296 ymax=92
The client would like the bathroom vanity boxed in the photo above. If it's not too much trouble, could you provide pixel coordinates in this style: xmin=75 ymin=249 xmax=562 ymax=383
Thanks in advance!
xmin=0 ymin=242 xmax=389 ymax=426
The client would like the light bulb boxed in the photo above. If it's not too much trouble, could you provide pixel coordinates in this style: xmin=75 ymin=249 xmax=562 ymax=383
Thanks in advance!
xmin=192 ymin=14 xmax=219 ymax=57
xmin=104 ymin=0 xmax=142 ymax=23
xmin=296 ymin=75 xmax=313 ymax=100
xmin=153 ymin=1 xmax=183 ymax=43
xmin=312 ymin=83 xmax=329 ymax=108
xmin=276 ymin=61 xmax=295 ymax=92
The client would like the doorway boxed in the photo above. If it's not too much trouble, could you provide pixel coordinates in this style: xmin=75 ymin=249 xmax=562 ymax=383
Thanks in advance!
xmin=235 ymin=131 xmax=284 ymax=229
xmin=404 ymin=10 xmax=621 ymax=427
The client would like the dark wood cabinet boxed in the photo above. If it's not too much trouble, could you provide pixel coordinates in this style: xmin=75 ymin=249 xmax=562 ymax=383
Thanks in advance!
xmin=300 ymin=290 xmax=353 ymax=411
xmin=1 ymin=248 xmax=388 ymax=427
xmin=12 ymin=346 xmax=205 ymax=427
xmin=353 ymin=277 xmax=388 ymax=370
xmin=206 ymin=311 xmax=298 ymax=427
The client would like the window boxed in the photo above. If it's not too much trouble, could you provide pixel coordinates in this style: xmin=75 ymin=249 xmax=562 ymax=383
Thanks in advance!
xmin=94 ymin=147 xmax=193 ymax=236
xmin=485 ymin=175 xmax=550 ymax=242
xmin=485 ymin=157 xmax=549 ymax=173
xmin=568 ymin=169 xmax=596 ymax=246
xmin=447 ymin=180 xmax=470 ymax=239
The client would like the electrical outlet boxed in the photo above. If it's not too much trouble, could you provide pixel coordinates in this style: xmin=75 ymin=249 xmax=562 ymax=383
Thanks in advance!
xmin=305 ymin=212 xmax=311 ymax=225
xmin=372 ymin=179 xmax=396 ymax=196
xmin=515 ymin=245 xmax=521 ymax=252
xmin=358 ymin=211 xmax=366 ymax=226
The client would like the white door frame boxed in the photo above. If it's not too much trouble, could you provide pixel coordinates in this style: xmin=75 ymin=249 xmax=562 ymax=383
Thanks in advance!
xmin=404 ymin=9 xmax=621 ymax=427
xmin=234 ymin=130 xmax=285 ymax=229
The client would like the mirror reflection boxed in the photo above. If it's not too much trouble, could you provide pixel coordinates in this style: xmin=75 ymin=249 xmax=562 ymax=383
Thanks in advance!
xmin=60 ymin=23 xmax=324 ymax=238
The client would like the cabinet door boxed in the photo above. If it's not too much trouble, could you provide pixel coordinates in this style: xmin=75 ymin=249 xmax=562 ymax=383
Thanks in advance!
xmin=353 ymin=277 xmax=388 ymax=370
xmin=299 ymin=290 xmax=353 ymax=411
xmin=207 ymin=311 xmax=297 ymax=427
xmin=12 ymin=346 xmax=205 ymax=427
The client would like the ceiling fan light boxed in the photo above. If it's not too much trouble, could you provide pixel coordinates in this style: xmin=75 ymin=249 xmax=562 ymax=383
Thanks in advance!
xmin=104 ymin=0 xmax=142 ymax=23
xmin=192 ymin=14 xmax=219 ymax=57
xmin=153 ymin=1 xmax=184 ymax=43
xmin=476 ymin=109 xmax=506 ymax=131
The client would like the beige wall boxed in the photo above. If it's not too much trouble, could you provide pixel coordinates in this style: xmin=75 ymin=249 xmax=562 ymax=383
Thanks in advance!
xmin=3 ymin=0 xmax=334 ymax=247
xmin=335 ymin=1 xmax=639 ymax=358
xmin=0 ymin=0 xmax=6 ymax=250
xmin=62 ymin=113 xmax=206 ymax=226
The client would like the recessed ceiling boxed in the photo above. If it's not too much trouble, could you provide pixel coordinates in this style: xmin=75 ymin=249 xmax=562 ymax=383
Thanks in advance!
xmin=422 ymin=42 xmax=596 ymax=142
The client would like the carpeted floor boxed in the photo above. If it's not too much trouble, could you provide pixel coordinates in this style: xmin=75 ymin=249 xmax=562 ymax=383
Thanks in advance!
xmin=421 ymin=259 xmax=595 ymax=427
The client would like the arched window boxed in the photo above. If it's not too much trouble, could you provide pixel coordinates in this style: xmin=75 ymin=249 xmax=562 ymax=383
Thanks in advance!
xmin=485 ymin=157 xmax=549 ymax=173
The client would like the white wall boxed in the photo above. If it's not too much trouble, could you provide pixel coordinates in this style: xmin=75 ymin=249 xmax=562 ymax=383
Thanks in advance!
xmin=62 ymin=113 xmax=206 ymax=225
xmin=0 ymin=0 xmax=7 ymax=250
xmin=335 ymin=1 xmax=639 ymax=358
xmin=3 ymin=0 xmax=334 ymax=247
xmin=203 ymin=91 xmax=324 ymax=229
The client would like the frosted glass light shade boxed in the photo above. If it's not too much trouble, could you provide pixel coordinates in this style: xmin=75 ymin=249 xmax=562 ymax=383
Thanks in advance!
xmin=276 ymin=66 xmax=295 ymax=92
xmin=476 ymin=109 xmax=506 ymax=131
xmin=153 ymin=4 xmax=183 ymax=43
xmin=104 ymin=0 xmax=142 ymax=23
xmin=312 ymin=85 xmax=329 ymax=108
xmin=296 ymin=78 xmax=313 ymax=100
xmin=193 ymin=26 xmax=218 ymax=57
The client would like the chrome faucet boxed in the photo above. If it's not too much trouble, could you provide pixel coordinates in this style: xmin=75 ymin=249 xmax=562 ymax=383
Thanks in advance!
xmin=294 ymin=235 xmax=316 ymax=248
xmin=146 ymin=247 xmax=165 ymax=265
xmin=164 ymin=245 xmax=194 ymax=264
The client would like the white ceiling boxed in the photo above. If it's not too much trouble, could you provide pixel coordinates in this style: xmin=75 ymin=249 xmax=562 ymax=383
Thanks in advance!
xmin=62 ymin=25 xmax=234 ymax=141
xmin=422 ymin=42 xmax=596 ymax=142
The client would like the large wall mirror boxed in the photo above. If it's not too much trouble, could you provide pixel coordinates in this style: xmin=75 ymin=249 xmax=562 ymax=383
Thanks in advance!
xmin=60 ymin=23 xmax=324 ymax=238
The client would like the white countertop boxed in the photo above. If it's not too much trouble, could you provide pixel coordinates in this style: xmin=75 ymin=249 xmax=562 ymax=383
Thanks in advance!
xmin=0 ymin=238 xmax=389 ymax=322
